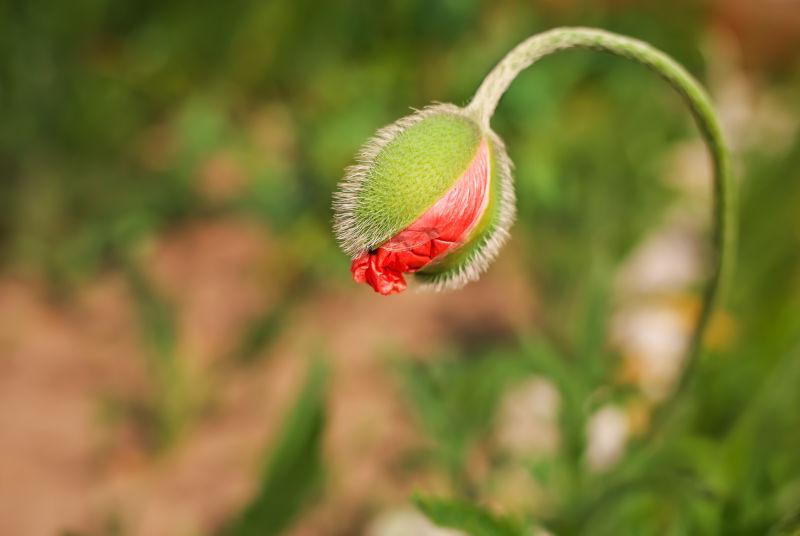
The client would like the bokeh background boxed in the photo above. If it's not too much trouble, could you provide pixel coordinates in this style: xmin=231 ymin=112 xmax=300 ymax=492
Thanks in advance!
xmin=2 ymin=0 xmax=799 ymax=534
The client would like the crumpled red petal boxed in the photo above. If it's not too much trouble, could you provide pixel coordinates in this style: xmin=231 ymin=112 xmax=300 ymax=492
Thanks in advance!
xmin=352 ymin=139 xmax=490 ymax=295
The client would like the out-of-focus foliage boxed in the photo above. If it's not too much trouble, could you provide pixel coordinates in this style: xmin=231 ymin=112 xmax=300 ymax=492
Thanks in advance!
xmin=223 ymin=358 xmax=327 ymax=536
xmin=414 ymin=495 xmax=525 ymax=536
xmin=1 ymin=0 xmax=799 ymax=535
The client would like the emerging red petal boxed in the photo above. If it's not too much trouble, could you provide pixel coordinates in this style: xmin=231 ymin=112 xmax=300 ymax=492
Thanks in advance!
xmin=352 ymin=139 xmax=490 ymax=295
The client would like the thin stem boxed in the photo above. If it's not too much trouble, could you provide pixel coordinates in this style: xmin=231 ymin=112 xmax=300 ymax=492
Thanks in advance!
xmin=468 ymin=27 xmax=735 ymax=431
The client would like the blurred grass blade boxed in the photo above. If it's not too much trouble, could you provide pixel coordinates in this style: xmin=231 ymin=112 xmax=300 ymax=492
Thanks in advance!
xmin=224 ymin=358 xmax=328 ymax=536
xmin=414 ymin=495 xmax=525 ymax=536
xmin=231 ymin=269 xmax=313 ymax=364
xmin=124 ymin=259 xmax=190 ymax=450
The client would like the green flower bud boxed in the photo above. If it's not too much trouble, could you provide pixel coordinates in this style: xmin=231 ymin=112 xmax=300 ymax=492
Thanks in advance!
xmin=333 ymin=104 xmax=515 ymax=294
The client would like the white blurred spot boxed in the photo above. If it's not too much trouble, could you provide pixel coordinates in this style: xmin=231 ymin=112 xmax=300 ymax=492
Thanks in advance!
xmin=709 ymin=30 xmax=799 ymax=154
xmin=612 ymin=301 xmax=690 ymax=401
xmin=585 ymin=405 xmax=630 ymax=472
xmin=615 ymin=218 xmax=704 ymax=298
xmin=365 ymin=507 xmax=466 ymax=536
xmin=494 ymin=377 xmax=561 ymax=458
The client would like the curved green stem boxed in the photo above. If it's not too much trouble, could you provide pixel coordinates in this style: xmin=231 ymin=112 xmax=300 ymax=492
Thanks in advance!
xmin=468 ymin=27 xmax=735 ymax=428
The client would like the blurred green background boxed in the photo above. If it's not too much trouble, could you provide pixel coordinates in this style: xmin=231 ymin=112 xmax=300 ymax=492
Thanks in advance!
xmin=1 ymin=0 xmax=799 ymax=535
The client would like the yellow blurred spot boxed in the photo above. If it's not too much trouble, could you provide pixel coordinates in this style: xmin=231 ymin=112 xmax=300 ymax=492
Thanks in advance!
xmin=625 ymin=398 xmax=652 ymax=437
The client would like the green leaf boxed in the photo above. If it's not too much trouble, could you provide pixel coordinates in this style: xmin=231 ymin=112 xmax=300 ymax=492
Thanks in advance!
xmin=414 ymin=495 xmax=526 ymax=536
xmin=223 ymin=358 xmax=328 ymax=536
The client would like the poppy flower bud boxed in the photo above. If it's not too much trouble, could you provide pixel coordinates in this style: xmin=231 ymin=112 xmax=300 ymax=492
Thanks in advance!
xmin=333 ymin=104 xmax=515 ymax=295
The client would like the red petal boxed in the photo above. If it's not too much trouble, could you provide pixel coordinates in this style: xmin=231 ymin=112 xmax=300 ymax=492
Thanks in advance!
xmin=352 ymin=139 xmax=490 ymax=295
